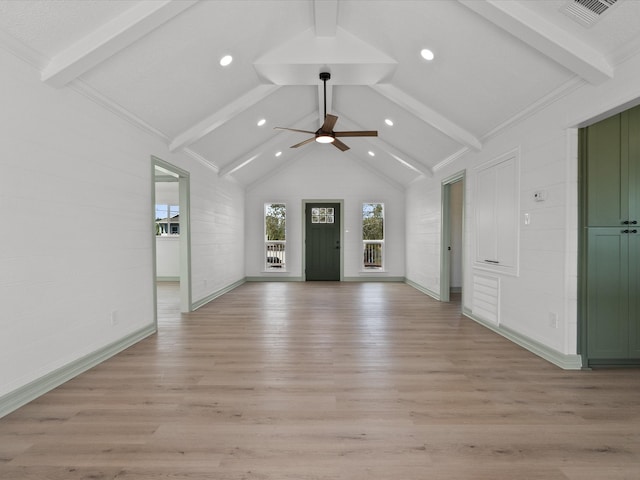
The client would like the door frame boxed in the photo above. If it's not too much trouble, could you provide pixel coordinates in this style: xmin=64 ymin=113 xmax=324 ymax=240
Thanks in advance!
xmin=152 ymin=156 xmax=192 ymax=319
xmin=302 ymin=199 xmax=344 ymax=281
xmin=440 ymin=170 xmax=466 ymax=302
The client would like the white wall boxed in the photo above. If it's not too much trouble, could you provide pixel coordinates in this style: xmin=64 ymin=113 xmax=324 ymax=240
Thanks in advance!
xmin=0 ymin=47 xmax=244 ymax=400
xmin=246 ymin=148 xmax=405 ymax=279
xmin=406 ymin=51 xmax=640 ymax=361
xmin=156 ymin=237 xmax=180 ymax=278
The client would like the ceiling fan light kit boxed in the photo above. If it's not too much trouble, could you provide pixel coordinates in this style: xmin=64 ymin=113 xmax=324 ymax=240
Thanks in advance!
xmin=274 ymin=72 xmax=377 ymax=151
xmin=315 ymin=134 xmax=335 ymax=144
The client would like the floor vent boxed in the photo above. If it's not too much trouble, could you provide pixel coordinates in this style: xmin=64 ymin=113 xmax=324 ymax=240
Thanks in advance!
xmin=561 ymin=0 xmax=619 ymax=27
xmin=472 ymin=274 xmax=500 ymax=326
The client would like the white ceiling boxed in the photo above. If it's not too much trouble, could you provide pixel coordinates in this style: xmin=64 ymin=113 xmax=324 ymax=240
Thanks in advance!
xmin=1 ymin=0 xmax=640 ymax=187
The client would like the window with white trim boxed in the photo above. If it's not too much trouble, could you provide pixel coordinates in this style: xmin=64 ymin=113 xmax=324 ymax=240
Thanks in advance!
xmin=363 ymin=203 xmax=384 ymax=270
xmin=265 ymin=203 xmax=286 ymax=270
xmin=155 ymin=204 xmax=179 ymax=235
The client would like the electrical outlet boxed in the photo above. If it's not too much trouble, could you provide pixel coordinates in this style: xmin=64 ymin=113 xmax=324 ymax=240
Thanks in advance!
xmin=548 ymin=312 xmax=558 ymax=328
xmin=110 ymin=310 xmax=119 ymax=326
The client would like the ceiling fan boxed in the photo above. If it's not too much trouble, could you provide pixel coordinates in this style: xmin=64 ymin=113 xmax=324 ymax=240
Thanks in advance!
xmin=274 ymin=72 xmax=378 ymax=151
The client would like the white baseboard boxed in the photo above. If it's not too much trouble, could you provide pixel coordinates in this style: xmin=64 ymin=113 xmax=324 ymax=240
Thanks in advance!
xmin=343 ymin=276 xmax=405 ymax=282
xmin=0 ymin=324 xmax=156 ymax=419
xmin=404 ymin=279 xmax=440 ymax=300
xmin=191 ymin=278 xmax=246 ymax=310
xmin=463 ymin=307 xmax=583 ymax=370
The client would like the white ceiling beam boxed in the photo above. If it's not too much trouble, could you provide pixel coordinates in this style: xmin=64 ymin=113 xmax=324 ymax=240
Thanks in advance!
xmin=314 ymin=0 xmax=338 ymax=37
xmin=41 ymin=0 xmax=198 ymax=87
xmin=370 ymin=84 xmax=482 ymax=151
xmin=335 ymin=112 xmax=433 ymax=178
xmin=169 ymin=84 xmax=281 ymax=152
xmin=458 ymin=0 xmax=613 ymax=85
xmin=219 ymin=112 xmax=318 ymax=177
xmin=254 ymin=27 xmax=397 ymax=85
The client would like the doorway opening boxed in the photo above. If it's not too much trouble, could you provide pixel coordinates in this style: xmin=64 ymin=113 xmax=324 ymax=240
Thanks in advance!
xmin=152 ymin=157 xmax=192 ymax=324
xmin=303 ymin=200 xmax=343 ymax=281
xmin=441 ymin=171 xmax=465 ymax=303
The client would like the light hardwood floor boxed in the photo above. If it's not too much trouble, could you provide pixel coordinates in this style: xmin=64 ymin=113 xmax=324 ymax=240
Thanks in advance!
xmin=1 ymin=281 xmax=640 ymax=479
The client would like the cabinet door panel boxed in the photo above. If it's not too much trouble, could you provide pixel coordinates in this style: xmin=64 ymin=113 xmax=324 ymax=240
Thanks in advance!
xmin=629 ymin=232 xmax=640 ymax=358
xmin=628 ymin=104 xmax=640 ymax=225
xmin=475 ymin=154 xmax=518 ymax=271
xmin=586 ymin=114 xmax=627 ymax=226
xmin=475 ymin=166 xmax=498 ymax=263
xmin=495 ymin=159 xmax=517 ymax=267
xmin=587 ymin=228 xmax=629 ymax=359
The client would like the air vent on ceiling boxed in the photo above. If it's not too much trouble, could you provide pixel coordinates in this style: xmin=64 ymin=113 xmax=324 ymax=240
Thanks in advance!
xmin=561 ymin=0 xmax=619 ymax=27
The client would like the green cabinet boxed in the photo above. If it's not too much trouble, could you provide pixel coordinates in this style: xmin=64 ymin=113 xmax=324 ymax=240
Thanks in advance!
xmin=582 ymin=105 xmax=640 ymax=365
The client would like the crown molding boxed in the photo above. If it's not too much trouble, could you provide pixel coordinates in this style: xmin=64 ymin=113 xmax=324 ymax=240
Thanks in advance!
xmin=481 ymin=76 xmax=585 ymax=141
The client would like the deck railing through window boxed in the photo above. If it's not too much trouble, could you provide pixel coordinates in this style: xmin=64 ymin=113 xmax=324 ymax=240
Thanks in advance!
xmin=266 ymin=241 xmax=286 ymax=269
xmin=363 ymin=241 xmax=383 ymax=269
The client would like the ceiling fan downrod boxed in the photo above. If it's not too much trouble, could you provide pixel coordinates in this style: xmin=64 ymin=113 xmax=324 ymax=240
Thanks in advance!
xmin=320 ymin=72 xmax=330 ymax=120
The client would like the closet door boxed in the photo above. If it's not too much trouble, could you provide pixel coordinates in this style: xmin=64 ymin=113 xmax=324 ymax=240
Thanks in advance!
xmin=586 ymin=113 xmax=627 ymax=227
xmin=629 ymin=231 xmax=640 ymax=357
xmin=587 ymin=228 xmax=630 ymax=359
xmin=628 ymin=105 xmax=640 ymax=358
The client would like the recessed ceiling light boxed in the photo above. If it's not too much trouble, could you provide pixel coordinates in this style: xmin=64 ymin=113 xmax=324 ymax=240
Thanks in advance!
xmin=219 ymin=55 xmax=233 ymax=66
xmin=257 ymin=118 xmax=266 ymax=127
xmin=368 ymin=151 xmax=375 ymax=157
xmin=385 ymin=118 xmax=394 ymax=126
xmin=420 ymin=49 xmax=434 ymax=61
xmin=275 ymin=151 xmax=282 ymax=157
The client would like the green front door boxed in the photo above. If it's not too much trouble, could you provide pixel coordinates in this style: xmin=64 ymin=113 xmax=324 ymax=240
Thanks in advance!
xmin=305 ymin=203 xmax=340 ymax=281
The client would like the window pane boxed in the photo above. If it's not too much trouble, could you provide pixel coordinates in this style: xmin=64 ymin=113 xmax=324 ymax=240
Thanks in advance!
xmin=265 ymin=204 xmax=286 ymax=240
xmin=155 ymin=204 xmax=180 ymax=235
xmin=156 ymin=204 xmax=168 ymax=220
xmin=363 ymin=203 xmax=384 ymax=240
xmin=265 ymin=203 xmax=286 ymax=271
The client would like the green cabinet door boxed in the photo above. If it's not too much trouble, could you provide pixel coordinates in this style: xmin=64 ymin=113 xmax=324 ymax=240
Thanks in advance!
xmin=628 ymin=104 xmax=640 ymax=227
xmin=586 ymin=228 xmax=630 ymax=359
xmin=629 ymin=231 xmax=640 ymax=357
xmin=305 ymin=203 xmax=340 ymax=281
xmin=585 ymin=112 xmax=627 ymax=227
xmin=583 ymin=104 xmax=640 ymax=364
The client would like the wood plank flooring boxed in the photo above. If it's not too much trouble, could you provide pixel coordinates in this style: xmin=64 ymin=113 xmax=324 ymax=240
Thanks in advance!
xmin=1 ymin=281 xmax=640 ymax=479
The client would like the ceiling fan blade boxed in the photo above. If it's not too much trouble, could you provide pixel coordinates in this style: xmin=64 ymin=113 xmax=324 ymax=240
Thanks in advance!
xmin=275 ymin=127 xmax=316 ymax=134
xmin=290 ymin=137 xmax=316 ymax=148
xmin=321 ymin=114 xmax=338 ymax=133
xmin=332 ymin=138 xmax=350 ymax=151
xmin=334 ymin=131 xmax=378 ymax=137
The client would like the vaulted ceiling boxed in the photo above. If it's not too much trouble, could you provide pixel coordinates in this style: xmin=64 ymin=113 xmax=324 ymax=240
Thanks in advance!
xmin=2 ymin=0 xmax=640 ymax=187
